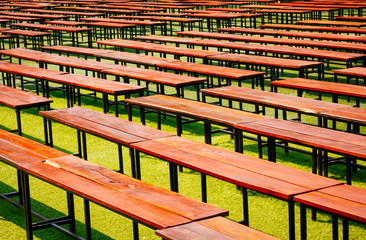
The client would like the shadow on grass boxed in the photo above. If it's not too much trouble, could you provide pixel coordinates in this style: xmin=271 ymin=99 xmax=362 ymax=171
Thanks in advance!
xmin=0 ymin=181 xmax=114 ymax=240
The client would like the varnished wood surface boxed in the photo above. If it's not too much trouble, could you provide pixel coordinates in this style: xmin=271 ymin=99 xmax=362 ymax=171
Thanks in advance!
xmin=96 ymin=39 xmax=223 ymax=58
xmin=1 ymin=29 xmax=50 ymax=37
xmin=136 ymin=35 xmax=366 ymax=61
xmin=177 ymin=31 xmax=366 ymax=52
xmin=156 ymin=216 xmax=280 ymax=240
xmin=0 ymin=60 xmax=66 ymax=79
xmin=156 ymin=61 xmax=265 ymax=80
xmin=209 ymin=53 xmax=322 ymax=69
xmin=271 ymin=78 xmax=366 ymax=98
xmin=0 ymin=84 xmax=52 ymax=108
xmin=39 ymin=107 xmax=173 ymax=145
xmin=102 ymin=66 xmax=206 ymax=86
xmin=20 ymin=159 xmax=193 ymax=229
xmin=332 ymin=67 xmax=366 ymax=78
xmin=261 ymin=23 xmax=366 ymax=35
xmin=96 ymin=51 xmax=180 ymax=66
xmin=0 ymin=129 xmax=67 ymax=167
xmin=132 ymin=135 xmax=341 ymax=199
xmin=42 ymin=73 xmax=146 ymax=94
xmin=125 ymin=95 xmax=270 ymax=126
xmin=202 ymin=86 xmax=351 ymax=115
xmin=294 ymin=190 xmax=366 ymax=223
xmin=297 ymin=20 xmax=366 ymax=27
xmin=235 ymin=118 xmax=366 ymax=159
xmin=41 ymin=45 xmax=116 ymax=56
xmin=10 ymin=22 xmax=92 ymax=32
xmin=46 ymin=155 xmax=228 ymax=221
xmin=219 ymin=27 xmax=366 ymax=43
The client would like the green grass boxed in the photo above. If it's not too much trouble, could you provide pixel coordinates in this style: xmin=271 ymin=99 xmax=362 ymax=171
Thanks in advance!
xmin=1 ymin=16 xmax=366 ymax=240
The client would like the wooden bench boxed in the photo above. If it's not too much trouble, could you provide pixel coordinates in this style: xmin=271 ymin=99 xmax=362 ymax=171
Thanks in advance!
xmin=0 ymin=59 xmax=66 ymax=93
xmin=96 ymin=38 xmax=223 ymax=64
xmin=84 ymin=22 xmax=136 ymax=40
xmin=332 ymin=67 xmax=366 ymax=86
xmin=156 ymin=216 xmax=280 ymax=240
xmin=176 ymin=31 xmax=366 ymax=53
xmin=207 ymin=52 xmax=323 ymax=82
xmin=131 ymin=135 xmax=342 ymax=240
xmin=0 ymin=83 xmax=52 ymax=136
xmin=124 ymin=94 xmax=270 ymax=148
xmin=296 ymin=19 xmax=366 ymax=27
xmin=260 ymin=23 xmax=366 ymax=35
xmin=0 ymin=48 xmax=206 ymax=99
xmin=0 ymin=29 xmax=50 ymax=49
xmin=40 ymin=45 xmax=266 ymax=89
xmin=38 ymin=107 xmax=343 ymax=240
xmin=294 ymin=184 xmax=366 ymax=240
xmin=39 ymin=106 xmax=174 ymax=174
xmin=234 ymin=118 xmax=366 ymax=184
xmin=81 ymin=17 xmax=167 ymax=35
xmin=0 ymin=129 xmax=227 ymax=240
xmin=218 ymin=27 xmax=366 ymax=43
xmin=10 ymin=22 xmax=93 ymax=47
xmin=271 ymin=78 xmax=366 ymax=107
xmin=41 ymin=73 xmax=146 ymax=116
xmin=125 ymin=94 xmax=366 ymax=184
xmin=136 ymin=34 xmax=364 ymax=70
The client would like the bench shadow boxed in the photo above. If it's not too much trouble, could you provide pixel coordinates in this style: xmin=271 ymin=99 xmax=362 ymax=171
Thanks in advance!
xmin=0 ymin=181 xmax=114 ymax=240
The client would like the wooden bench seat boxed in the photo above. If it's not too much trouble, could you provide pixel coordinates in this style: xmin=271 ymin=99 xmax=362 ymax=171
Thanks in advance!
xmin=261 ymin=23 xmax=366 ymax=35
xmin=1 ymin=48 xmax=205 ymax=99
xmin=39 ymin=106 xmax=174 ymax=174
xmin=124 ymin=94 xmax=270 ymax=147
xmin=131 ymin=135 xmax=342 ymax=240
xmin=218 ymin=27 xmax=366 ymax=43
xmin=201 ymin=86 xmax=352 ymax=124
xmin=40 ymin=45 xmax=266 ymax=89
xmin=235 ymin=118 xmax=366 ymax=184
xmin=156 ymin=216 xmax=279 ymax=240
xmin=0 ymin=129 xmax=227 ymax=240
xmin=202 ymin=85 xmax=366 ymax=135
xmin=332 ymin=67 xmax=366 ymax=86
xmin=155 ymin=61 xmax=266 ymax=89
xmin=42 ymin=73 xmax=146 ymax=116
xmin=296 ymin=19 xmax=366 ymax=27
xmin=136 ymin=34 xmax=365 ymax=69
xmin=0 ymin=59 xmax=66 ymax=93
xmin=39 ymin=107 xmax=342 ymax=240
xmin=0 ymin=29 xmax=50 ymax=49
xmin=0 ymin=84 xmax=52 ymax=136
xmin=101 ymin=66 xmax=206 ymax=100
xmin=10 ymin=22 xmax=92 ymax=47
xmin=271 ymin=78 xmax=366 ymax=107
xmin=207 ymin=52 xmax=323 ymax=81
xmin=81 ymin=17 xmax=167 ymax=35
xmin=176 ymin=31 xmax=366 ymax=53
xmin=97 ymin=39 xmax=223 ymax=64
xmin=84 ymin=22 xmax=136 ymax=40
xmin=294 ymin=184 xmax=366 ymax=240
xmin=126 ymin=94 xmax=366 ymax=184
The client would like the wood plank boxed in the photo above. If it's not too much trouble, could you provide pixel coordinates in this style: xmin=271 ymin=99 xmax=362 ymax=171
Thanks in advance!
xmin=124 ymin=95 xmax=270 ymax=126
xmin=201 ymin=86 xmax=351 ymax=115
xmin=156 ymin=216 xmax=279 ymax=240
xmin=46 ymin=155 xmax=228 ymax=220
xmin=40 ymin=107 xmax=173 ymax=142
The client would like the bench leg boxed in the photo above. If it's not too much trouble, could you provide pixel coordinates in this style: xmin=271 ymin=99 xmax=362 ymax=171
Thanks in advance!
xmin=67 ymin=192 xmax=76 ymax=234
xmin=21 ymin=171 xmax=33 ymax=240
xmin=133 ymin=221 xmax=139 ymax=240
xmin=84 ymin=199 xmax=92 ymax=240
xmin=201 ymin=173 xmax=207 ymax=203
xmin=15 ymin=108 xmax=22 ymax=136
xmin=118 ymin=145 xmax=124 ymax=174
xmin=288 ymin=199 xmax=295 ymax=240
xmin=332 ymin=215 xmax=339 ymax=240
xmin=300 ymin=203 xmax=307 ymax=240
